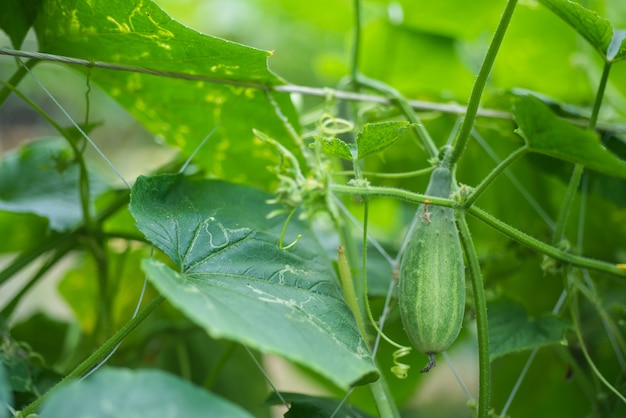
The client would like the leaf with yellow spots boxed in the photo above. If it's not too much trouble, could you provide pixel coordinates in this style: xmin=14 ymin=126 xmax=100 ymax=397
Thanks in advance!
xmin=34 ymin=0 xmax=301 ymax=190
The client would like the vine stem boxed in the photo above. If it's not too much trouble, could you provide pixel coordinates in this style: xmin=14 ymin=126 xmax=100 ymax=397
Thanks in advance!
xmin=0 ymin=57 xmax=37 ymax=106
xmin=350 ymin=0 xmax=362 ymax=83
xmin=330 ymin=184 xmax=626 ymax=278
xmin=552 ymin=61 xmax=611 ymax=245
xmin=457 ymin=213 xmax=490 ymax=418
xmin=448 ymin=0 xmax=518 ymax=166
xmin=18 ymin=295 xmax=165 ymax=417
xmin=462 ymin=145 xmax=528 ymax=208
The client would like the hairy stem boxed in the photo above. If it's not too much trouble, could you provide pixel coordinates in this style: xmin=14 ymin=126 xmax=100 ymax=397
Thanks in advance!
xmin=462 ymin=145 xmax=528 ymax=208
xmin=448 ymin=0 xmax=518 ymax=165
xmin=330 ymin=184 xmax=626 ymax=278
xmin=458 ymin=214 xmax=490 ymax=418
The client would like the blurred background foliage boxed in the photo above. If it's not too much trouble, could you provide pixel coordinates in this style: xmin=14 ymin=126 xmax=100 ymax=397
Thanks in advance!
xmin=1 ymin=0 xmax=626 ymax=417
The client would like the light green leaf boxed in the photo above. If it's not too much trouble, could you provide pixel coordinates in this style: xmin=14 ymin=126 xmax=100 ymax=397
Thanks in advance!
xmin=39 ymin=368 xmax=253 ymax=418
xmin=0 ymin=361 xmax=11 ymax=418
xmin=314 ymin=136 xmax=354 ymax=160
xmin=538 ymin=0 xmax=626 ymax=62
xmin=129 ymin=174 xmax=378 ymax=389
xmin=0 ymin=139 xmax=109 ymax=232
xmin=34 ymin=0 xmax=302 ymax=189
xmin=488 ymin=298 xmax=570 ymax=361
xmin=514 ymin=95 xmax=626 ymax=179
xmin=356 ymin=121 xmax=412 ymax=160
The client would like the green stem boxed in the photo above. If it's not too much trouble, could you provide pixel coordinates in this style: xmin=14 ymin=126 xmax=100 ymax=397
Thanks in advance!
xmin=337 ymin=246 xmax=368 ymax=338
xmin=552 ymin=164 xmax=584 ymax=245
xmin=457 ymin=213 xmax=490 ymax=418
xmin=449 ymin=0 xmax=518 ymax=166
xmin=567 ymin=277 xmax=626 ymax=404
xmin=332 ymin=166 xmax=434 ymax=179
xmin=552 ymin=61 xmax=611 ymax=245
xmin=589 ymin=61 xmax=612 ymax=131
xmin=356 ymin=75 xmax=438 ymax=159
xmin=462 ymin=145 xmax=528 ymax=209
xmin=369 ymin=373 xmax=401 ymax=418
xmin=1 ymin=243 xmax=74 ymax=318
xmin=330 ymin=184 xmax=626 ymax=278
xmin=351 ymin=0 xmax=362 ymax=82
xmin=204 ymin=342 xmax=237 ymax=389
xmin=0 ymin=58 xmax=37 ymax=106
xmin=18 ymin=295 xmax=165 ymax=416
xmin=575 ymin=278 xmax=626 ymax=362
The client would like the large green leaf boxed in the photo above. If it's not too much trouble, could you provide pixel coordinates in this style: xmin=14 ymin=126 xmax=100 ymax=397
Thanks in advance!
xmin=129 ymin=174 xmax=378 ymax=389
xmin=0 ymin=0 xmax=40 ymax=49
xmin=39 ymin=368 xmax=253 ymax=418
xmin=0 ymin=139 xmax=109 ymax=232
xmin=33 ymin=0 xmax=301 ymax=189
xmin=538 ymin=0 xmax=626 ymax=62
xmin=514 ymin=95 xmax=626 ymax=179
xmin=488 ymin=298 xmax=570 ymax=361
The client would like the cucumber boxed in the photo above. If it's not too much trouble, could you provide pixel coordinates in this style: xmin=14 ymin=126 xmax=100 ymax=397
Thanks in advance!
xmin=398 ymin=166 xmax=465 ymax=372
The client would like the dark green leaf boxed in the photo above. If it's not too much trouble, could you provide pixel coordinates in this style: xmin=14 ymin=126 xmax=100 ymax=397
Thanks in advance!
xmin=39 ymin=368 xmax=253 ymax=418
xmin=538 ymin=0 xmax=626 ymax=62
xmin=266 ymin=392 xmax=376 ymax=418
xmin=488 ymin=298 xmax=570 ymax=361
xmin=314 ymin=136 xmax=354 ymax=160
xmin=10 ymin=314 xmax=69 ymax=368
xmin=0 ymin=0 xmax=40 ymax=49
xmin=0 ymin=362 xmax=11 ymax=418
xmin=129 ymin=175 xmax=378 ymax=389
xmin=34 ymin=0 xmax=302 ymax=189
xmin=0 ymin=139 xmax=109 ymax=232
xmin=514 ymin=95 xmax=626 ymax=179
xmin=356 ymin=121 xmax=412 ymax=160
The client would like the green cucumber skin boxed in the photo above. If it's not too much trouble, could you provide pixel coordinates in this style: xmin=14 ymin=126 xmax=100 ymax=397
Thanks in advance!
xmin=398 ymin=167 xmax=466 ymax=355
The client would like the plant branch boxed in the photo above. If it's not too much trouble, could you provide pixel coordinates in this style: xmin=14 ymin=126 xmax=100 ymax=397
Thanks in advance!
xmin=350 ymin=0 xmax=362 ymax=82
xmin=448 ymin=0 xmax=518 ymax=165
xmin=330 ymin=183 xmax=626 ymax=278
xmin=462 ymin=145 xmax=528 ymax=209
xmin=0 ymin=58 xmax=37 ymax=106
xmin=18 ymin=295 xmax=165 ymax=417
xmin=458 ymin=213 xmax=490 ymax=418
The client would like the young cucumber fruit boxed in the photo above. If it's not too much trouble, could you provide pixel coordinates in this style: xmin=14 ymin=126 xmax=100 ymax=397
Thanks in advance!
xmin=398 ymin=166 xmax=465 ymax=373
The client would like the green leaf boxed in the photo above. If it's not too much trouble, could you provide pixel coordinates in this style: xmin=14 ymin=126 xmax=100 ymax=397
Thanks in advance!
xmin=266 ymin=392 xmax=376 ymax=418
xmin=538 ymin=0 xmax=626 ymax=62
xmin=488 ymin=298 xmax=570 ymax=361
xmin=33 ymin=0 xmax=302 ymax=189
xmin=356 ymin=121 xmax=412 ymax=160
xmin=0 ymin=0 xmax=40 ymax=49
xmin=0 ymin=139 xmax=109 ymax=232
xmin=10 ymin=314 xmax=69 ymax=368
xmin=314 ymin=136 xmax=354 ymax=160
xmin=0 ymin=361 xmax=11 ymax=418
xmin=514 ymin=95 xmax=626 ymax=179
xmin=129 ymin=174 xmax=378 ymax=389
xmin=39 ymin=368 xmax=254 ymax=418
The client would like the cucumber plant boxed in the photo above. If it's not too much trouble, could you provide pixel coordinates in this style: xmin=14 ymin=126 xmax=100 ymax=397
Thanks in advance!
xmin=1 ymin=1 xmax=626 ymax=418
